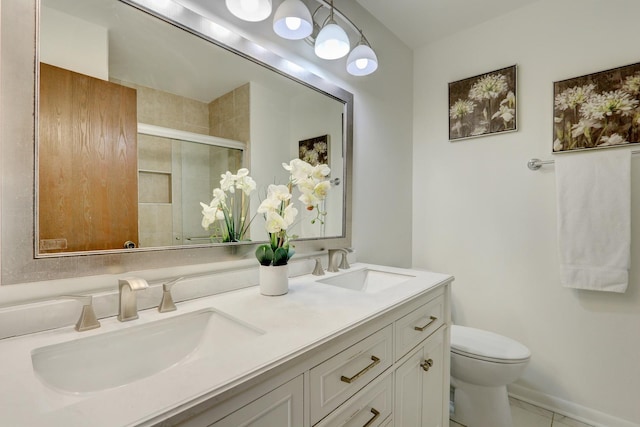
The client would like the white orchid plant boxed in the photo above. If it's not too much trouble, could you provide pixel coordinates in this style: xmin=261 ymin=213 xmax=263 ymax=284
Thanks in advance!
xmin=200 ymin=168 xmax=256 ymax=243
xmin=255 ymin=159 xmax=331 ymax=267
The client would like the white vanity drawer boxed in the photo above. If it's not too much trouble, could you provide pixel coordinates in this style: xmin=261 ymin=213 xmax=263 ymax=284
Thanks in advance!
xmin=394 ymin=294 xmax=444 ymax=361
xmin=310 ymin=325 xmax=393 ymax=425
xmin=315 ymin=373 xmax=393 ymax=427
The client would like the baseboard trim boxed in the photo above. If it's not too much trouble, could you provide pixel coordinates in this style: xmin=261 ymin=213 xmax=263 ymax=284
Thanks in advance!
xmin=508 ymin=384 xmax=638 ymax=427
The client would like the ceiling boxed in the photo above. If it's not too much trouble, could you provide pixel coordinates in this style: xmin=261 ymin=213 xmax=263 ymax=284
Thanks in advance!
xmin=354 ymin=0 xmax=541 ymax=49
xmin=45 ymin=0 xmax=307 ymax=103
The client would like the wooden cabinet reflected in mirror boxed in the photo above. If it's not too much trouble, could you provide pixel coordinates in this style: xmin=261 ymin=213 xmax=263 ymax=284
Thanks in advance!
xmin=38 ymin=63 xmax=139 ymax=253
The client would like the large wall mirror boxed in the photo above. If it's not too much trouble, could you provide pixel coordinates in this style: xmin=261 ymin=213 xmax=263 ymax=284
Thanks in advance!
xmin=0 ymin=0 xmax=352 ymax=284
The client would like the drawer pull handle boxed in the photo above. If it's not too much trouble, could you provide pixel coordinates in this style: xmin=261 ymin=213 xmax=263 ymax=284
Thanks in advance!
xmin=414 ymin=315 xmax=438 ymax=331
xmin=420 ymin=358 xmax=434 ymax=372
xmin=340 ymin=356 xmax=381 ymax=384
xmin=363 ymin=408 xmax=381 ymax=427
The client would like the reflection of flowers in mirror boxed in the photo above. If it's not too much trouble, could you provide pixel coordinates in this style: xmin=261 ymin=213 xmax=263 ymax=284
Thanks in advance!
xmin=255 ymin=159 xmax=331 ymax=267
xmin=200 ymin=168 xmax=256 ymax=243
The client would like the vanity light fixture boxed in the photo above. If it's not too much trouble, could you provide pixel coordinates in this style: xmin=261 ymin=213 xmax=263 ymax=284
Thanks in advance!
xmin=227 ymin=0 xmax=378 ymax=76
xmin=226 ymin=0 xmax=273 ymax=22
xmin=273 ymin=0 xmax=313 ymax=40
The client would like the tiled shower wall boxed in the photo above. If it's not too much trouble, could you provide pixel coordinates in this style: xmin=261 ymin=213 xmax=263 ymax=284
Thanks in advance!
xmin=208 ymin=83 xmax=250 ymax=143
xmin=113 ymin=80 xmax=250 ymax=248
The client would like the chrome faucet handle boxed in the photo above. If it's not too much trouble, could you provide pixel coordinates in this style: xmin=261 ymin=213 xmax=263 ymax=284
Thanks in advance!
xmin=61 ymin=295 xmax=101 ymax=332
xmin=338 ymin=251 xmax=351 ymax=270
xmin=118 ymin=277 xmax=149 ymax=322
xmin=312 ymin=259 xmax=325 ymax=276
xmin=158 ymin=277 xmax=184 ymax=313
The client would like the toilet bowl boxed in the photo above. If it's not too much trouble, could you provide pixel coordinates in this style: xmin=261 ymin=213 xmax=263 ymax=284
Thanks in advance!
xmin=450 ymin=325 xmax=530 ymax=427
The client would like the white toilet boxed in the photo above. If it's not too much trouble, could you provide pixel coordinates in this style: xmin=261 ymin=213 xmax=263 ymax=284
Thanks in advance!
xmin=450 ymin=325 xmax=531 ymax=427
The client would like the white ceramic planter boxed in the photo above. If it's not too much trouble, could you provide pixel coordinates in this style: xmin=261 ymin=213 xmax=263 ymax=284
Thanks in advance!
xmin=259 ymin=265 xmax=289 ymax=296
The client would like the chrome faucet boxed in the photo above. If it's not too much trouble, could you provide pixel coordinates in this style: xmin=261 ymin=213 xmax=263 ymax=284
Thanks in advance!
xmin=328 ymin=248 xmax=352 ymax=272
xmin=117 ymin=277 xmax=149 ymax=322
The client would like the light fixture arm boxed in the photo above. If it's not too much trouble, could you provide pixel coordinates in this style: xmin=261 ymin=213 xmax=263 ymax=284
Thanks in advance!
xmin=357 ymin=29 xmax=371 ymax=47
xmin=313 ymin=0 xmax=362 ymax=37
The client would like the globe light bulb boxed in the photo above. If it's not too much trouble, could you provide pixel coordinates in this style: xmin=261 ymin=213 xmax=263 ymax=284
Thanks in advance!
xmin=285 ymin=16 xmax=301 ymax=31
xmin=355 ymin=58 xmax=368 ymax=70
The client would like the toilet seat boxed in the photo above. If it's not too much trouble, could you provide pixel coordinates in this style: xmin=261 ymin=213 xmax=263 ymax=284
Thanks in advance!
xmin=451 ymin=325 xmax=530 ymax=364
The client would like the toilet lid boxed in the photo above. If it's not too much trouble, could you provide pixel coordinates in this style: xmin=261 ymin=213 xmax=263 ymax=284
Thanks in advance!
xmin=451 ymin=325 xmax=531 ymax=363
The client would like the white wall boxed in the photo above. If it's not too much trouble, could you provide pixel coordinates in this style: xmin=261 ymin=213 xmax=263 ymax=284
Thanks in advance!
xmin=40 ymin=6 xmax=108 ymax=80
xmin=413 ymin=0 xmax=640 ymax=425
xmin=249 ymin=81 xmax=291 ymax=241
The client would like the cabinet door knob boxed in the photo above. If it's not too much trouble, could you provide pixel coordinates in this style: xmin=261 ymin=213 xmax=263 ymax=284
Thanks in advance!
xmin=420 ymin=358 xmax=434 ymax=372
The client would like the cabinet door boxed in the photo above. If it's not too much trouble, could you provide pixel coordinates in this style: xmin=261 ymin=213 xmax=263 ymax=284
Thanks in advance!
xmin=209 ymin=375 xmax=303 ymax=427
xmin=394 ymin=328 xmax=445 ymax=427
xmin=39 ymin=62 xmax=138 ymax=253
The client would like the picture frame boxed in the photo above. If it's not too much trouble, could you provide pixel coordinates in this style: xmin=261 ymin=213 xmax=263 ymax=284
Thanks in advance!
xmin=448 ymin=65 xmax=517 ymax=141
xmin=553 ymin=62 xmax=640 ymax=153
xmin=298 ymin=134 xmax=329 ymax=166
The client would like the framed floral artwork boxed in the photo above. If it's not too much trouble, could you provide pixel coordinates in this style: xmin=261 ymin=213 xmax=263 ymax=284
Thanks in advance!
xmin=448 ymin=65 xmax=517 ymax=141
xmin=298 ymin=134 xmax=329 ymax=166
xmin=553 ymin=62 xmax=640 ymax=153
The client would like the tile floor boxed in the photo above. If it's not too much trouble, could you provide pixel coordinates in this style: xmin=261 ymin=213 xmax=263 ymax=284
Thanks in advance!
xmin=450 ymin=397 xmax=594 ymax=427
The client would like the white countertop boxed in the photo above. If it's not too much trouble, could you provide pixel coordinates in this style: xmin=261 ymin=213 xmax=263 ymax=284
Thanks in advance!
xmin=0 ymin=263 xmax=452 ymax=426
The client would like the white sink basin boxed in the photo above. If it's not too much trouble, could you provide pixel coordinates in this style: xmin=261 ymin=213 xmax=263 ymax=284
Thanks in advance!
xmin=317 ymin=268 xmax=415 ymax=293
xmin=31 ymin=308 xmax=263 ymax=394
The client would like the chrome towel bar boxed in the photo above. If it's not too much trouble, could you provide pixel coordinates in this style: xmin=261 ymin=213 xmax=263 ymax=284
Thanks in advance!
xmin=528 ymin=149 xmax=640 ymax=170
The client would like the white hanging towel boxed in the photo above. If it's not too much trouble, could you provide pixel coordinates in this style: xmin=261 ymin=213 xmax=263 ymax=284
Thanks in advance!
xmin=555 ymin=149 xmax=631 ymax=293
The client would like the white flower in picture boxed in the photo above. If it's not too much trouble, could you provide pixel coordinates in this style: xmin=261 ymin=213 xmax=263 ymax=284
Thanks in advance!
xmin=469 ymin=73 xmax=508 ymax=101
xmin=598 ymin=133 xmax=628 ymax=146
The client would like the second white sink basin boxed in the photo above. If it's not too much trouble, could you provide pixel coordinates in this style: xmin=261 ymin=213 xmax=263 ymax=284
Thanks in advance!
xmin=31 ymin=308 xmax=263 ymax=394
xmin=317 ymin=268 xmax=415 ymax=293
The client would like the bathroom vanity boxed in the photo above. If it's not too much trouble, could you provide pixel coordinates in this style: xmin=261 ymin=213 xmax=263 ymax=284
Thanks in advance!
xmin=0 ymin=264 xmax=452 ymax=426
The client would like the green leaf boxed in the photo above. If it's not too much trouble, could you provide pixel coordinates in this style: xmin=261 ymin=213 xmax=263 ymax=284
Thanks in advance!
xmin=255 ymin=244 xmax=274 ymax=266
xmin=273 ymin=247 xmax=289 ymax=266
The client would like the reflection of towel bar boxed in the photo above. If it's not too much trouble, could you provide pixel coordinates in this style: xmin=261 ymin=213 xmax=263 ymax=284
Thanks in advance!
xmin=528 ymin=149 xmax=640 ymax=170
xmin=185 ymin=236 xmax=211 ymax=241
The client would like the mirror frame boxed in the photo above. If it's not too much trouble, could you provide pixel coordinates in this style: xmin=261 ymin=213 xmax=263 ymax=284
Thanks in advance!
xmin=0 ymin=0 xmax=352 ymax=285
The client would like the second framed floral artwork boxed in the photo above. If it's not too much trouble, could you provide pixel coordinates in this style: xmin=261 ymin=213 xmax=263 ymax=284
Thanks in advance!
xmin=298 ymin=135 xmax=329 ymax=166
xmin=448 ymin=65 xmax=517 ymax=141
xmin=553 ymin=62 xmax=640 ymax=153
